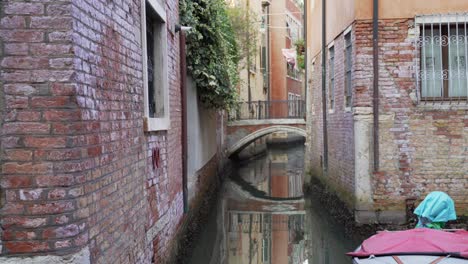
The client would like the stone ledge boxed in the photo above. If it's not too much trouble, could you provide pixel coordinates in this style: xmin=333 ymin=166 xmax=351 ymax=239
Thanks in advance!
xmin=0 ymin=246 xmax=90 ymax=264
xmin=416 ymin=102 xmax=468 ymax=111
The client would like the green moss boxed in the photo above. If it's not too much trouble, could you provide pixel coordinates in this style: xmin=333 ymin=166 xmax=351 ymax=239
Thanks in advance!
xmin=305 ymin=170 xmax=356 ymax=209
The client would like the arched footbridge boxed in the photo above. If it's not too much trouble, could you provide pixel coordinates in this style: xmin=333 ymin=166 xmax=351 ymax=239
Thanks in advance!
xmin=227 ymin=100 xmax=306 ymax=157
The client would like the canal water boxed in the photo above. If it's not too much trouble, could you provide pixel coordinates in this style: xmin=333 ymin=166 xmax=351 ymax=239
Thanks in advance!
xmin=189 ymin=135 xmax=358 ymax=264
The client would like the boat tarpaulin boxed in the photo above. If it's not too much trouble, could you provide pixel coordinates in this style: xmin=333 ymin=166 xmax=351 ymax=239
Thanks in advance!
xmin=414 ymin=191 xmax=457 ymax=228
xmin=347 ymin=228 xmax=468 ymax=259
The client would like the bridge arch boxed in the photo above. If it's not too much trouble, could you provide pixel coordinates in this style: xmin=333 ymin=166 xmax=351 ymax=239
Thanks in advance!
xmin=227 ymin=125 xmax=306 ymax=157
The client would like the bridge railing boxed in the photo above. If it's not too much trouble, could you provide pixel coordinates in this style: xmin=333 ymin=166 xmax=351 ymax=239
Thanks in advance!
xmin=229 ymin=100 xmax=305 ymax=121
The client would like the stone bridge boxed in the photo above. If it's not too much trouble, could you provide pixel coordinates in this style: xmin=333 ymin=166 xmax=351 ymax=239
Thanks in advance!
xmin=226 ymin=119 xmax=306 ymax=157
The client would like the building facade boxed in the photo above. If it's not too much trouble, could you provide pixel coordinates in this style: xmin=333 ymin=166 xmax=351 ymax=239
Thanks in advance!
xmin=270 ymin=0 xmax=304 ymax=118
xmin=229 ymin=0 xmax=270 ymax=103
xmin=306 ymin=0 xmax=468 ymax=223
xmin=0 ymin=0 xmax=226 ymax=263
xmin=231 ymin=0 xmax=305 ymax=120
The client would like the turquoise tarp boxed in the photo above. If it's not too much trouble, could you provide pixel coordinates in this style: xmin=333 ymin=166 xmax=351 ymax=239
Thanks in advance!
xmin=414 ymin=191 xmax=457 ymax=228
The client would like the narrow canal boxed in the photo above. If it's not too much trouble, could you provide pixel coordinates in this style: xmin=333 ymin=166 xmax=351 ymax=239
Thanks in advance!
xmin=189 ymin=134 xmax=358 ymax=264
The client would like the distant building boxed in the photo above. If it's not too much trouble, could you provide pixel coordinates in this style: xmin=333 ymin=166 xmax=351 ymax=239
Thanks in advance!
xmin=270 ymin=0 xmax=304 ymax=103
xmin=228 ymin=0 xmax=270 ymax=103
xmin=305 ymin=0 xmax=468 ymax=224
xmin=231 ymin=0 xmax=305 ymax=119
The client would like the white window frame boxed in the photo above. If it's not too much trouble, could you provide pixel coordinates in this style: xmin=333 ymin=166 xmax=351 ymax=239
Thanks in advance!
xmin=344 ymin=30 xmax=353 ymax=111
xmin=141 ymin=0 xmax=170 ymax=131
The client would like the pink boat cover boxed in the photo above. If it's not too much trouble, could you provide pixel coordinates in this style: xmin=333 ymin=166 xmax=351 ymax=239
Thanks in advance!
xmin=347 ymin=228 xmax=468 ymax=259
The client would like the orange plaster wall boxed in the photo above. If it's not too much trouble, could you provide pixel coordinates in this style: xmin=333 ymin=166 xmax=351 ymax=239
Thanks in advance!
xmin=307 ymin=0 xmax=468 ymax=58
xmin=356 ymin=0 xmax=468 ymax=20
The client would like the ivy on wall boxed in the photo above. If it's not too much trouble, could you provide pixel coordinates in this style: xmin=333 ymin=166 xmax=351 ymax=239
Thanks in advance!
xmin=294 ymin=39 xmax=305 ymax=70
xmin=180 ymin=0 xmax=240 ymax=110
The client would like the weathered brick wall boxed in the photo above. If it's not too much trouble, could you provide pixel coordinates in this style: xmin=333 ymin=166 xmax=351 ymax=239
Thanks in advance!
xmin=0 ymin=0 xmax=86 ymax=255
xmin=1 ymin=0 xmax=227 ymax=263
xmin=326 ymin=34 xmax=355 ymax=197
xmin=308 ymin=19 xmax=467 ymax=218
xmin=69 ymin=0 xmax=153 ymax=262
xmin=306 ymin=30 xmax=355 ymax=203
xmin=306 ymin=54 xmax=324 ymax=177
xmin=371 ymin=19 xmax=468 ymax=215
xmin=353 ymin=21 xmax=374 ymax=108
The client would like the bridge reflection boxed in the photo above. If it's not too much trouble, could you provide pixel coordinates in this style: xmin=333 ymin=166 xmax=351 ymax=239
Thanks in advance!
xmin=225 ymin=141 xmax=307 ymax=264
xmin=189 ymin=129 xmax=357 ymax=264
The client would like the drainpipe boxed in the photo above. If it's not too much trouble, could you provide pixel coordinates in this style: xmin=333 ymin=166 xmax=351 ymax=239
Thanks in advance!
xmin=247 ymin=0 xmax=252 ymax=106
xmin=179 ymin=31 xmax=189 ymax=213
xmin=303 ymin=0 xmax=307 ymax=120
xmin=321 ymin=0 xmax=328 ymax=173
xmin=372 ymin=0 xmax=379 ymax=171
xmin=267 ymin=4 xmax=271 ymax=108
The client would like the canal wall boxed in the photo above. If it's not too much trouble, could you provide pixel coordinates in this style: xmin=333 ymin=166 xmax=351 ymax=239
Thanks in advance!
xmin=0 ymin=0 xmax=230 ymax=263
xmin=163 ymin=156 xmax=233 ymax=264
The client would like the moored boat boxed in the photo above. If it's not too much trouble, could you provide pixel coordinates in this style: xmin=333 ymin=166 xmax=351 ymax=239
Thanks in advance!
xmin=347 ymin=228 xmax=468 ymax=264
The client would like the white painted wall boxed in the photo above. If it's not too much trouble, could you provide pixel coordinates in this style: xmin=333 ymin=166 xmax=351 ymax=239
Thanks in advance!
xmin=186 ymin=76 xmax=218 ymax=198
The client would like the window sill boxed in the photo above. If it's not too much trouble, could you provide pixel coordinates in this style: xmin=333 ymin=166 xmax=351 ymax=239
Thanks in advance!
xmin=286 ymin=76 xmax=302 ymax=82
xmin=416 ymin=101 xmax=468 ymax=111
xmin=344 ymin=107 xmax=352 ymax=113
xmin=144 ymin=117 xmax=170 ymax=132
xmin=328 ymin=109 xmax=335 ymax=114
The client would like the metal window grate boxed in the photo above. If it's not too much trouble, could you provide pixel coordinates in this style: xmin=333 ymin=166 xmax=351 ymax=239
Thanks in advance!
xmin=415 ymin=13 xmax=468 ymax=104
xmin=344 ymin=32 xmax=352 ymax=107
xmin=329 ymin=46 xmax=335 ymax=109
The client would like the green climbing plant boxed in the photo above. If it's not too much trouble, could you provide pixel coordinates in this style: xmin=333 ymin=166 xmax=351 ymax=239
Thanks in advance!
xmin=226 ymin=5 xmax=260 ymax=70
xmin=180 ymin=0 xmax=240 ymax=110
xmin=294 ymin=39 xmax=305 ymax=70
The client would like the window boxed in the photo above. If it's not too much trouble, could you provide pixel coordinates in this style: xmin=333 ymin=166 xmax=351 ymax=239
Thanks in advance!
xmin=287 ymin=63 xmax=302 ymax=80
xmin=287 ymin=93 xmax=301 ymax=117
xmin=417 ymin=15 xmax=468 ymax=101
xmin=286 ymin=13 xmax=301 ymax=42
xmin=261 ymin=46 xmax=267 ymax=75
xmin=344 ymin=32 xmax=352 ymax=107
xmin=328 ymin=46 xmax=335 ymax=110
xmin=142 ymin=0 xmax=170 ymax=131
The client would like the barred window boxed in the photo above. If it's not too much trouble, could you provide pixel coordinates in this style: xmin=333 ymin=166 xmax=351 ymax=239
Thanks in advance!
xmin=417 ymin=15 xmax=468 ymax=101
xmin=344 ymin=32 xmax=352 ymax=107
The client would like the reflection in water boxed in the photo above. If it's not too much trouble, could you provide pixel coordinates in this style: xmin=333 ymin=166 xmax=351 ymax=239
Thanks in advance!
xmin=226 ymin=213 xmax=306 ymax=264
xmin=189 ymin=135 xmax=357 ymax=264
xmin=235 ymin=142 xmax=304 ymax=199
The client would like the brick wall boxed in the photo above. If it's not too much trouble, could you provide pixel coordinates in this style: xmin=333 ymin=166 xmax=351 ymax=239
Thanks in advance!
xmin=307 ymin=29 xmax=355 ymax=203
xmin=370 ymin=19 xmax=468 ymax=215
xmin=0 ymin=0 xmax=85 ymax=255
xmin=307 ymin=18 xmax=468 ymax=218
xmin=1 ymin=0 xmax=226 ymax=262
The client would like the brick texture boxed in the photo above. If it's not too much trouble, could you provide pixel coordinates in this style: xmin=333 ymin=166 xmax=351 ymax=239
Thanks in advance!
xmin=0 ymin=0 xmax=84 ymax=256
xmin=307 ymin=30 xmax=356 ymax=201
xmin=370 ymin=19 xmax=467 ymax=214
xmin=1 ymin=0 xmax=226 ymax=263
xmin=307 ymin=18 xmax=467 ymax=216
